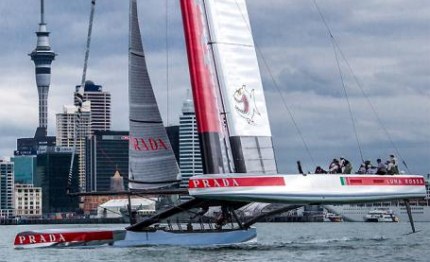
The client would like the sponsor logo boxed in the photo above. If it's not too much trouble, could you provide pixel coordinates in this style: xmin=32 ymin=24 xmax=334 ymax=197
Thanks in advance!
xmin=130 ymin=136 xmax=168 ymax=151
xmin=233 ymin=85 xmax=261 ymax=125
xmin=15 ymin=233 xmax=66 ymax=245
xmin=14 ymin=231 xmax=114 ymax=245
xmin=341 ymin=176 xmax=425 ymax=186
xmin=189 ymin=176 xmax=285 ymax=188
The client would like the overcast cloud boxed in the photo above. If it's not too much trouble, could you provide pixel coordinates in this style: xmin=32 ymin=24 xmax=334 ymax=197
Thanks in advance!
xmin=0 ymin=0 xmax=428 ymax=175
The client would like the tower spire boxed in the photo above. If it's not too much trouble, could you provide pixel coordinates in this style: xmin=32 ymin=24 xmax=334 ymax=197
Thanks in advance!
xmin=30 ymin=0 xmax=56 ymax=137
xmin=40 ymin=0 xmax=45 ymax=24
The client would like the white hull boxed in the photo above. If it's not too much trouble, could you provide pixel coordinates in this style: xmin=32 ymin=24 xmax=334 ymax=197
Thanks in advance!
xmin=189 ymin=174 xmax=426 ymax=204
xmin=325 ymin=203 xmax=430 ymax=222
xmin=14 ymin=227 xmax=257 ymax=249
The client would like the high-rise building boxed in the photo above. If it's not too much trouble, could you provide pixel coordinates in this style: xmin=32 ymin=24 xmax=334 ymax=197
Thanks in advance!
xmin=74 ymin=80 xmax=111 ymax=132
xmin=86 ymin=131 xmax=129 ymax=192
xmin=179 ymin=91 xmax=202 ymax=189
xmin=56 ymin=103 xmax=91 ymax=191
xmin=30 ymin=0 xmax=56 ymax=137
xmin=15 ymin=135 xmax=56 ymax=156
xmin=11 ymin=155 xmax=37 ymax=184
xmin=34 ymin=147 xmax=79 ymax=215
xmin=0 ymin=158 xmax=15 ymax=217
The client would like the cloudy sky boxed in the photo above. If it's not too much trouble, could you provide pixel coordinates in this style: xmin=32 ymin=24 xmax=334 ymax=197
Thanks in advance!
xmin=0 ymin=0 xmax=429 ymax=175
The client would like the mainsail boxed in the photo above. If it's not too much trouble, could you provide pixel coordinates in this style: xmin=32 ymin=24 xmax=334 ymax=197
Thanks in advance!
xmin=181 ymin=0 xmax=277 ymax=175
xmin=128 ymin=0 xmax=180 ymax=189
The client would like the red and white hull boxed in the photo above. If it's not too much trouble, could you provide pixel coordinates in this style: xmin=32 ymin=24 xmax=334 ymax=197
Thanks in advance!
xmin=14 ymin=228 xmax=126 ymax=249
xmin=14 ymin=227 xmax=256 ymax=249
xmin=188 ymin=174 xmax=426 ymax=204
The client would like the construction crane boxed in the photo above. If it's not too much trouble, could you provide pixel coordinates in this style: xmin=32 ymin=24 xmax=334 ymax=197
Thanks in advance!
xmin=67 ymin=0 xmax=96 ymax=194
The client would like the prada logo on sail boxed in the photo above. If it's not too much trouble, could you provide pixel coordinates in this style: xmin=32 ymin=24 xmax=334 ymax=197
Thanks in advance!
xmin=189 ymin=176 xmax=285 ymax=188
xmin=131 ymin=137 xmax=168 ymax=151
xmin=15 ymin=233 xmax=66 ymax=245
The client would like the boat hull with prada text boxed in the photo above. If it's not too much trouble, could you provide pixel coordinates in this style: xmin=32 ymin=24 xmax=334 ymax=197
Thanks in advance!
xmin=188 ymin=174 xmax=426 ymax=204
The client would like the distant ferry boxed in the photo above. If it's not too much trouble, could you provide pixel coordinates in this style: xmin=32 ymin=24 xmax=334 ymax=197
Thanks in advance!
xmin=363 ymin=208 xmax=399 ymax=222
xmin=325 ymin=178 xmax=430 ymax=222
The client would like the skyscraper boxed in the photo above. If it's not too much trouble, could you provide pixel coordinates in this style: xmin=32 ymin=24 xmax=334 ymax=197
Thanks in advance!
xmin=74 ymin=80 xmax=111 ymax=132
xmin=30 ymin=0 xmax=56 ymax=137
xmin=86 ymin=131 xmax=129 ymax=192
xmin=0 ymin=158 xmax=15 ymax=218
xmin=34 ymin=148 xmax=79 ymax=215
xmin=179 ymin=91 xmax=202 ymax=189
xmin=56 ymin=103 xmax=91 ymax=190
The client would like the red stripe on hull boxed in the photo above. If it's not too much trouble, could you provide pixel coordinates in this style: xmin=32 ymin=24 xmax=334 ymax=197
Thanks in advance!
xmin=344 ymin=176 xmax=425 ymax=186
xmin=189 ymin=176 xmax=285 ymax=188
xmin=14 ymin=231 xmax=114 ymax=246
xmin=180 ymin=0 xmax=220 ymax=133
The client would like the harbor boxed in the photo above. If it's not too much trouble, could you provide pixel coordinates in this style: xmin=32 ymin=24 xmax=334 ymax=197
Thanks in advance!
xmin=4 ymin=222 xmax=430 ymax=262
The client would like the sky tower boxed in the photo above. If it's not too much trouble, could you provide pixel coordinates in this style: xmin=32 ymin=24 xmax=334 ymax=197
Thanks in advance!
xmin=30 ymin=0 xmax=56 ymax=137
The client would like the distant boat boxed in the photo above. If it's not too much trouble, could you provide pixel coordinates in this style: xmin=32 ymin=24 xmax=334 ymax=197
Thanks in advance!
xmin=324 ymin=212 xmax=343 ymax=222
xmin=363 ymin=208 xmax=399 ymax=222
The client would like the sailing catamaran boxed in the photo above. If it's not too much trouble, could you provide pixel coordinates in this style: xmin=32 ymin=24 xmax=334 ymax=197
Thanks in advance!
xmin=14 ymin=0 xmax=426 ymax=249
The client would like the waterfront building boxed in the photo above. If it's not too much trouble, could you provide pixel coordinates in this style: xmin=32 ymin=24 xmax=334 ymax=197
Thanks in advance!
xmin=74 ymin=80 xmax=111 ymax=132
xmin=97 ymin=198 xmax=156 ymax=219
xmin=56 ymin=103 xmax=91 ymax=191
xmin=14 ymin=184 xmax=42 ymax=218
xmin=34 ymin=147 xmax=79 ymax=215
xmin=0 ymin=158 xmax=15 ymax=218
xmin=178 ymin=92 xmax=203 ymax=189
xmin=11 ymin=155 xmax=37 ymax=184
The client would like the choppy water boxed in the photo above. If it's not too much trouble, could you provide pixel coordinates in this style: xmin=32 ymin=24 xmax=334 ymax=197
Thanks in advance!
xmin=1 ymin=222 xmax=429 ymax=262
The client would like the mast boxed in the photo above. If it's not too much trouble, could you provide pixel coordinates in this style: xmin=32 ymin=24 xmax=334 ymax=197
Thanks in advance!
xmin=128 ymin=0 xmax=181 ymax=189
xmin=180 ymin=0 xmax=225 ymax=174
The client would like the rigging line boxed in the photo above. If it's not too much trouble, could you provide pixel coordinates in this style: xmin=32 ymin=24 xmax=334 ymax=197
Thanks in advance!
xmin=332 ymin=42 xmax=411 ymax=173
xmin=312 ymin=0 xmax=365 ymax=163
xmin=165 ymin=0 xmax=170 ymax=125
xmin=312 ymin=0 xmax=410 ymax=173
xmin=333 ymin=42 xmax=364 ymax=163
xmin=67 ymin=0 xmax=96 ymax=194
xmin=233 ymin=0 xmax=316 ymax=169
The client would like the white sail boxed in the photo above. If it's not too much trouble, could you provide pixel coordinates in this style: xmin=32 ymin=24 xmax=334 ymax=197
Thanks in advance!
xmin=204 ymin=0 xmax=270 ymax=137
xmin=203 ymin=0 xmax=276 ymax=174
xmin=128 ymin=0 xmax=180 ymax=189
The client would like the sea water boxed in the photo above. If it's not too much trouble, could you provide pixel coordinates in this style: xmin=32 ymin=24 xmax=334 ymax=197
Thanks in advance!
xmin=1 ymin=222 xmax=429 ymax=262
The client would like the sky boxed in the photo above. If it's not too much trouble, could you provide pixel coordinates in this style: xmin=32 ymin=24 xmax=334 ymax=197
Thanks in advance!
xmin=0 ymin=0 xmax=429 ymax=175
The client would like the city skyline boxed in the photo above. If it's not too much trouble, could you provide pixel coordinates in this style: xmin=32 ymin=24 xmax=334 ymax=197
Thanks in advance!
xmin=0 ymin=0 xmax=428 ymax=175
